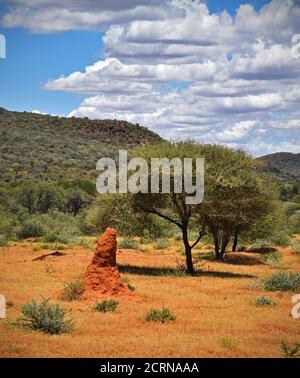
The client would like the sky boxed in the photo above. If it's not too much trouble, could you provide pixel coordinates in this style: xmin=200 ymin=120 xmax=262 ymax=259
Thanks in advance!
xmin=0 ymin=0 xmax=299 ymax=156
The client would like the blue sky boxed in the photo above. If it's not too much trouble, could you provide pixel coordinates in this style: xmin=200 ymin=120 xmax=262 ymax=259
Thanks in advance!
xmin=0 ymin=27 xmax=103 ymax=114
xmin=0 ymin=0 xmax=271 ymax=114
xmin=0 ymin=0 xmax=299 ymax=156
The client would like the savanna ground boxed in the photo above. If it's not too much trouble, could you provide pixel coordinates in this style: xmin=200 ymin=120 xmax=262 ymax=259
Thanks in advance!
xmin=0 ymin=236 xmax=299 ymax=358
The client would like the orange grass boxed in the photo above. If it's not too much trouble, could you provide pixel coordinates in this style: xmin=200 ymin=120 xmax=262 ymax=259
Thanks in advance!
xmin=0 ymin=238 xmax=299 ymax=358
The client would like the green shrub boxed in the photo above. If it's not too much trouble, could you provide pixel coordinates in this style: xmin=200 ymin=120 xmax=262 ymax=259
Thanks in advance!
xmin=281 ymin=340 xmax=300 ymax=358
xmin=40 ymin=244 xmax=50 ymax=250
xmin=93 ymin=299 xmax=119 ymax=313
xmin=45 ymin=264 xmax=55 ymax=274
xmin=263 ymin=251 xmax=283 ymax=267
xmin=270 ymin=231 xmax=290 ymax=247
xmin=254 ymin=296 xmax=276 ymax=306
xmin=26 ymin=212 xmax=82 ymax=245
xmin=78 ymin=237 xmax=94 ymax=250
xmin=119 ymin=238 xmax=139 ymax=250
xmin=0 ymin=235 xmax=8 ymax=246
xmin=291 ymin=242 xmax=300 ymax=255
xmin=288 ymin=213 xmax=300 ymax=234
xmin=0 ymin=210 xmax=20 ymax=240
xmin=248 ymin=208 xmax=290 ymax=247
xmin=145 ymin=307 xmax=176 ymax=323
xmin=264 ymin=251 xmax=282 ymax=262
xmin=220 ymin=337 xmax=236 ymax=350
xmin=60 ymin=278 xmax=84 ymax=301
xmin=174 ymin=233 xmax=183 ymax=241
xmin=141 ymin=228 xmax=150 ymax=240
xmin=16 ymin=219 xmax=44 ymax=239
xmin=154 ymin=238 xmax=169 ymax=250
xmin=83 ymin=195 xmax=166 ymax=237
xmin=262 ymin=272 xmax=300 ymax=291
xmin=55 ymin=245 xmax=66 ymax=251
xmin=139 ymin=236 xmax=151 ymax=244
xmin=123 ymin=277 xmax=135 ymax=291
xmin=32 ymin=246 xmax=41 ymax=252
xmin=244 ymin=280 xmax=264 ymax=290
xmin=17 ymin=299 xmax=73 ymax=334
xmin=43 ymin=228 xmax=76 ymax=245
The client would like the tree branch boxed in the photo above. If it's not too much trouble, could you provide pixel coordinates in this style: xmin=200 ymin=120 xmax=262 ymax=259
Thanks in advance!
xmin=149 ymin=209 xmax=183 ymax=229
xmin=191 ymin=221 xmax=206 ymax=249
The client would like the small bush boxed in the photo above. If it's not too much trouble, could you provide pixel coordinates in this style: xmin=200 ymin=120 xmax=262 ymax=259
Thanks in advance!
xmin=154 ymin=238 xmax=169 ymax=250
xmin=119 ymin=238 xmax=139 ymax=250
xmin=291 ymin=243 xmax=300 ymax=256
xmin=17 ymin=299 xmax=73 ymax=334
xmin=55 ymin=245 xmax=66 ymax=251
xmin=78 ymin=237 xmax=94 ymax=250
xmin=237 ymin=246 xmax=247 ymax=252
xmin=281 ymin=340 xmax=300 ymax=358
xmin=174 ymin=233 xmax=182 ymax=241
xmin=220 ymin=337 xmax=236 ymax=350
xmin=17 ymin=220 xmax=44 ymax=239
xmin=93 ymin=299 xmax=119 ymax=313
xmin=40 ymin=244 xmax=50 ymax=250
xmin=6 ymin=300 xmax=14 ymax=308
xmin=32 ymin=246 xmax=41 ymax=252
xmin=139 ymin=236 xmax=151 ymax=244
xmin=139 ymin=229 xmax=152 ymax=244
xmin=262 ymin=272 xmax=300 ymax=291
xmin=45 ymin=264 xmax=55 ymax=274
xmin=60 ymin=278 xmax=84 ymax=301
xmin=251 ymin=231 xmax=290 ymax=248
xmin=176 ymin=260 xmax=188 ymax=275
xmin=123 ymin=277 xmax=135 ymax=291
xmin=254 ymin=296 xmax=276 ymax=306
xmin=270 ymin=231 xmax=290 ymax=247
xmin=43 ymin=229 xmax=75 ymax=245
xmin=145 ymin=307 xmax=176 ymax=323
xmin=244 ymin=280 xmax=263 ymax=290
xmin=0 ymin=235 xmax=9 ymax=246
xmin=263 ymin=251 xmax=283 ymax=267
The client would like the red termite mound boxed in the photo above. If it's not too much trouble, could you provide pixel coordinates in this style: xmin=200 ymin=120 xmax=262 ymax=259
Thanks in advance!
xmin=82 ymin=227 xmax=131 ymax=299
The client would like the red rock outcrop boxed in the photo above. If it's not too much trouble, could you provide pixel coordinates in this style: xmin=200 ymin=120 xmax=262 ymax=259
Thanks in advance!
xmin=82 ymin=228 xmax=131 ymax=299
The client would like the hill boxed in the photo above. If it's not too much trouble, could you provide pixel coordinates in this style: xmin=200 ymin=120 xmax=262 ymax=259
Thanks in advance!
xmin=0 ymin=107 xmax=162 ymax=182
xmin=259 ymin=152 xmax=300 ymax=182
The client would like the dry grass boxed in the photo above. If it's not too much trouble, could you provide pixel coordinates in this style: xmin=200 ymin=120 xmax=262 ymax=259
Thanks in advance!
xmin=0 ymin=238 xmax=299 ymax=358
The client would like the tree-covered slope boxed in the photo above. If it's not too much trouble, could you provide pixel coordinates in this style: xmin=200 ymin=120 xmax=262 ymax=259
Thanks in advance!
xmin=259 ymin=152 xmax=300 ymax=182
xmin=0 ymin=107 xmax=162 ymax=182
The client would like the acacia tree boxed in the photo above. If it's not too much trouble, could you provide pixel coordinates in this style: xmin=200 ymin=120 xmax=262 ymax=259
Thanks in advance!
xmin=129 ymin=141 xmax=273 ymax=270
xmin=198 ymin=147 xmax=273 ymax=260
xmin=202 ymin=180 xmax=272 ymax=260
xmin=130 ymin=141 xmax=208 ymax=274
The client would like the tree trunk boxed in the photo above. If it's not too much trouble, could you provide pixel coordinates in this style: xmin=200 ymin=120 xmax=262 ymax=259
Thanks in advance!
xmin=215 ymin=250 xmax=222 ymax=260
xmin=182 ymin=226 xmax=194 ymax=274
xmin=232 ymin=230 xmax=239 ymax=252
xmin=213 ymin=233 xmax=221 ymax=260
xmin=220 ymin=237 xmax=230 ymax=261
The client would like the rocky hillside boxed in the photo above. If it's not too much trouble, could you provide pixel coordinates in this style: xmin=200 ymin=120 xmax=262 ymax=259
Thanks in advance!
xmin=259 ymin=152 xmax=300 ymax=182
xmin=0 ymin=107 xmax=162 ymax=182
